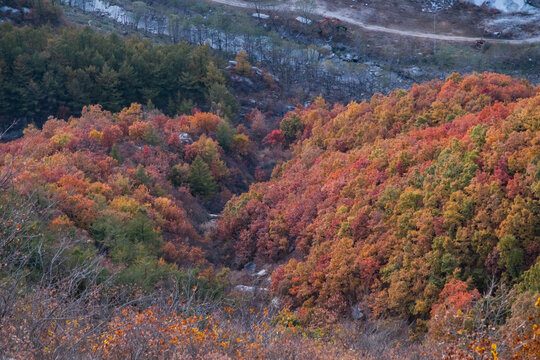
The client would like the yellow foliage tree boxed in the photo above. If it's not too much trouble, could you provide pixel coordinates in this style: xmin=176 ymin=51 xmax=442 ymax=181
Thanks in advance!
xmin=235 ymin=50 xmax=251 ymax=77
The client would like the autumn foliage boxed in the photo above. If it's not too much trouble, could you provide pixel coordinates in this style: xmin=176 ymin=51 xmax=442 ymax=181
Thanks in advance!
xmin=216 ymin=73 xmax=539 ymax=334
xmin=0 ymin=103 xmax=251 ymax=274
xmin=1 ymin=72 xmax=539 ymax=359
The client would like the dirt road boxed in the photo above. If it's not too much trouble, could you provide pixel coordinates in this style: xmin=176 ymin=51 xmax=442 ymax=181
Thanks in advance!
xmin=209 ymin=0 xmax=540 ymax=44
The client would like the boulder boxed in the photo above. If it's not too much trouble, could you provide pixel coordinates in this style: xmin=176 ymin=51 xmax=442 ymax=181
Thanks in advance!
xmin=351 ymin=303 xmax=365 ymax=320
xmin=243 ymin=261 xmax=256 ymax=274
xmin=255 ymin=269 xmax=267 ymax=277
xmin=252 ymin=13 xmax=270 ymax=19
xmin=235 ymin=285 xmax=255 ymax=293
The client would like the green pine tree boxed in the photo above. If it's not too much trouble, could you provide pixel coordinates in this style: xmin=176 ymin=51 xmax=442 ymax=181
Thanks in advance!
xmin=216 ymin=120 xmax=235 ymax=151
xmin=134 ymin=165 xmax=152 ymax=186
xmin=110 ymin=144 xmax=122 ymax=164
xmin=126 ymin=212 xmax=159 ymax=245
xmin=98 ymin=64 xmax=122 ymax=112
xmin=189 ymin=156 xmax=217 ymax=197
xmin=207 ymin=83 xmax=238 ymax=121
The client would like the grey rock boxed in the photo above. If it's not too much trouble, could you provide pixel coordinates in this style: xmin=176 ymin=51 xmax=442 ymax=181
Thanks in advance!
xmin=351 ymin=303 xmax=364 ymax=320
xmin=255 ymin=269 xmax=267 ymax=277
xmin=252 ymin=13 xmax=270 ymax=19
xmin=235 ymin=285 xmax=255 ymax=293
xmin=244 ymin=261 xmax=256 ymax=274
xmin=178 ymin=132 xmax=193 ymax=144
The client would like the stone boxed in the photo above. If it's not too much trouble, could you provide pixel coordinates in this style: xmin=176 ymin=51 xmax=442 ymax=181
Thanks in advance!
xmin=244 ymin=261 xmax=256 ymax=274
xmin=235 ymin=285 xmax=255 ymax=293
xmin=178 ymin=132 xmax=193 ymax=144
xmin=351 ymin=303 xmax=364 ymax=320
xmin=252 ymin=13 xmax=270 ymax=19
xmin=295 ymin=16 xmax=312 ymax=24
xmin=255 ymin=269 xmax=267 ymax=277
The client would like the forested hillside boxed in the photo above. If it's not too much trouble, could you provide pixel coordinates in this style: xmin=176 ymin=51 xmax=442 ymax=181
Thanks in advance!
xmin=0 ymin=23 xmax=237 ymax=131
xmin=216 ymin=72 xmax=540 ymax=354
xmin=0 ymin=102 xmax=297 ymax=358
xmin=1 ymin=2 xmax=539 ymax=357
xmin=1 ymin=71 xmax=538 ymax=359
xmin=0 ymin=98 xmax=277 ymax=271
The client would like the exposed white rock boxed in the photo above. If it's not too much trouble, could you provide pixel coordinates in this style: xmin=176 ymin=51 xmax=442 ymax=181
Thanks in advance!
xmin=422 ymin=0 xmax=538 ymax=12
xmin=234 ymin=285 xmax=269 ymax=293
xmin=465 ymin=0 xmax=537 ymax=13
xmin=295 ymin=16 xmax=312 ymax=24
xmin=1 ymin=6 xmax=19 ymax=14
xmin=235 ymin=285 xmax=255 ymax=293
xmin=252 ymin=13 xmax=270 ymax=19
xmin=255 ymin=269 xmax=267 ymax=277
xmin=178 ymin=132 xmax=193 ymax=144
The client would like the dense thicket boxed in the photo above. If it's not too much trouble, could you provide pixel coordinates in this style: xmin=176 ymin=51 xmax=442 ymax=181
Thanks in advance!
xmin=0 ymin=23 xmax=237 ymax=129
xmin=0 ymin=99 xmax=358 ymax=360
xmin=1 ymin=70 xmax=539 ymax=358
xmin=0 ymin=102 xmax=258 ymax=277
xmin=216 ymin=73 xmax=540 ymax=329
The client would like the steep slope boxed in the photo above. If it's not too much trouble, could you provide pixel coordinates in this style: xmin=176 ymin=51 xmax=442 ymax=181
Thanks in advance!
xmin=0 ymin=102 xmax=269 ymax=285
xmin=216 ymin=73 xmax=539 ymax=325
xmin=1 ymin=71 xmax=538 ymax=358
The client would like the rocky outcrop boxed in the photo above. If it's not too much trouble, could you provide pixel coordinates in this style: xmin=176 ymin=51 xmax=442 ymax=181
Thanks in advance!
xmin=464 ymin=0 xmax=538 ymax=12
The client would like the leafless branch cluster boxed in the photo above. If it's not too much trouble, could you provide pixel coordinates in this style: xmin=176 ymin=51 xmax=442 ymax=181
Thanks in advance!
xmin=470 ymin=278 xmax=515 ymax=337
xmin=0 ymin=192 xmax=112 ymax=358
xmin=0 ymin=119 xmax=19 ymax=142
xmin=0 ymin=191 xmax=229 ymax=358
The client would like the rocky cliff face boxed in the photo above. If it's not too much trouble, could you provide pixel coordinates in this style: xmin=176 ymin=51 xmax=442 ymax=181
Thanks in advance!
xmin=421 ymin=0 xmax=539 ymax=12
xmin=464 ymin=0 xmax=539 ymax=12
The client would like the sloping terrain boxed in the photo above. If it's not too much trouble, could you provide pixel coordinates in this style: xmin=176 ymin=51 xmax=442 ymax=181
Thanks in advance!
xmin=216 ymin=72 xmax=539 ymax=328
xmin=1 ymin=1 xmax=540 ymax=358
xmin=209 ymin=0 xmax=540 ymax=41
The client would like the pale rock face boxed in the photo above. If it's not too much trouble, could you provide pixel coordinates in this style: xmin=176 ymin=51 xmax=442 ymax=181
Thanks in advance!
xmin=424 ymin=0 xmax=538 ymax=12
xmin=464 ymin=0 xmax=537 ymax=12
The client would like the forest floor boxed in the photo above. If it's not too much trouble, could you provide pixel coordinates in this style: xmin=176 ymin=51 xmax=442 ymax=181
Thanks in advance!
xmin=209 ymin=0 xmax=540 ymax=42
